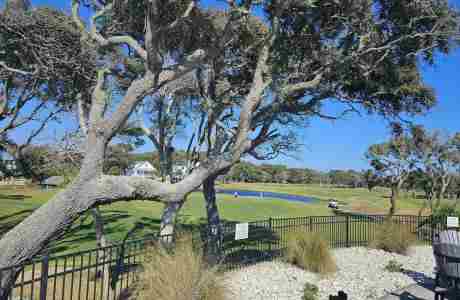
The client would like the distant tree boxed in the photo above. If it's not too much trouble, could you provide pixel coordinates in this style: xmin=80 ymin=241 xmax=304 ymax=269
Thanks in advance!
xmin=104 ymin=144 xmax=134 ymax=176
xmin=286 ymin=168 xmax=312 ymax=184
xmin=412 ymin=126 xmax=460 ymax=209
xmin=363 ymin=169 xmax=380 ymax=192
xmin=366 ymin=129 xmax=418 ymax=215
xmin=226 ymin=162 xmax=267 ymax=183
xmin=4 ymin=0 xmax=30 ymax=13
xmin=260 ymin=164 xmax=288 ymax=183
xmin=328 ymin=169 xmax=362 ymax=187
xmin=446 ymin=174 xmax=460 ymax=200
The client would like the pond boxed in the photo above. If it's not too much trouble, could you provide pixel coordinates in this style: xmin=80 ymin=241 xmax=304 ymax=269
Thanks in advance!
xmin=216 ymin=189 xmax=319 ymax=204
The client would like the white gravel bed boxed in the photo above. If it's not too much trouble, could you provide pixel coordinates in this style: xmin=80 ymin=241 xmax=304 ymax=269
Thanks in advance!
xmin=223 ymin=246 xmax=435 ymax=300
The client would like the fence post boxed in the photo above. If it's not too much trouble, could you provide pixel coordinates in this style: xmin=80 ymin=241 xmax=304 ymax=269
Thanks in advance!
xmin=346 ymin=215 xmax=350 ymax=248
xmin=268 ymin=217 xmax=272 ymax=254
xmin=39 ymin=254 xmax=49 ymax=300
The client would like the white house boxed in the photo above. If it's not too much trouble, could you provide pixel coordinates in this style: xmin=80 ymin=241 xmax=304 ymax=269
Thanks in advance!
xmin=125 ymin=161 xmax=157 ymax=178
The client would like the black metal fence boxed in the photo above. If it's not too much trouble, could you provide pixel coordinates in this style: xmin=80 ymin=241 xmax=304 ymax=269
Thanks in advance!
xmin=215 ymin=214 xmax=444 ymax=268
xmin=1 ymin=215 xmax=444 ymax=299
xmin=0 ymin=235 xmax=169 ymax=300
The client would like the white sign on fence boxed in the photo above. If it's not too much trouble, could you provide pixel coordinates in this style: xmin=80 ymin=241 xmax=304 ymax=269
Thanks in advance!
xmin=447 ymin=216 xmax=459 ymax=228
xmin=235 ymin=222 xmax=249 ymax=240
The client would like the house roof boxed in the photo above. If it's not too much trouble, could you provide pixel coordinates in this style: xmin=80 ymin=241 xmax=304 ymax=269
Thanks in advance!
xmin=41 ymin=176 xmax=65 ymax=186
xmin=0 ymin=151 xmax=14 ymax=161
xmin=129 ymin=161 xmax=156 ymax=172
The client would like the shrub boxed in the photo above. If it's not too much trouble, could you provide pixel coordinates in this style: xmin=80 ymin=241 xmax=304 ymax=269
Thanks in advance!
xmin=370 ymin=220 xmax=416 ymax=255
xmin=433 ymin=204 xmax=460 ymax=223
xmin=136 ymin=236 xmax=226 ymax=300
xmin=285 ymin=232 xmax=336 ymax=275
xmin=384 ymin=260 xmax=403 ymax=273
xmin=302 ymin=282 xmax=319 ymax=300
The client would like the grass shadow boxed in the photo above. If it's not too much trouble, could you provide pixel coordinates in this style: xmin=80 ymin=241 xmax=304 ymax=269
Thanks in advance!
xmin=45 ymin=210 xmax=138 ymax=254
xmin=0 ymin=209 xmax=35 ymax=236
xmin=0 ymin=193 xmax=32 ymax=201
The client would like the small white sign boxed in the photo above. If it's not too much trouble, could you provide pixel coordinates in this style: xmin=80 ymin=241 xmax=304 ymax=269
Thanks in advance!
xmin=447 ymin=216 xmax=459 ymax=228
xmin=235 ymin=223 xmax=249 ymax=240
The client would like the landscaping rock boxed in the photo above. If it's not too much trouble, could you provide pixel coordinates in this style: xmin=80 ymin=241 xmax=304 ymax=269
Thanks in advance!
xmin=223 ymin=246 xmax=435 ymax=300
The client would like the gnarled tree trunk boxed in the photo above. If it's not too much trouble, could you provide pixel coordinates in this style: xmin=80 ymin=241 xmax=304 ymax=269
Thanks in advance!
xmin=91 ymin=207 xmax=108 ymax=248
xmin=159 ymin=201 xmax=184 ymax=245
xmin=203 ymin=176 xmax=223 ymax=265
xmin=0 ymin=132 xmax=107 ymax=298
xmin=389 ymin=185 xmax=398 ymax=216
xmin=437 ymin=175 xmax=451 ymax=205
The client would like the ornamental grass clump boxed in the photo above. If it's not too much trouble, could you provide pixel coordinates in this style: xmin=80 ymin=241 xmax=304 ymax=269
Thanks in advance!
xmin=137 ymin=236 xmax=226 ymax=300
xmin=370 ymin=219 xmax=416 ymax=255
xmin=302 ymin=282 xmax=319 ymax=300
xmin=285 ymin=232 xmax=336 ymax=275
xmin=384 ymin=260 xmax=404 ymax=273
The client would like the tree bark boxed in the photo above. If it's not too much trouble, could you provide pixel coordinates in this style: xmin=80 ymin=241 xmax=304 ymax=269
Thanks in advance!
xmin=0 ymin=149 xmax=233 ymax=297
xmin=0 ymin=133 xmax=107 ymax=298
xmin=203 ymin=176 xmax=223 ymax=265
xmin=90 ymin=207 xmax=109 ymax=282
xmin=159 ymin=201 xmax=184 ymax=245
xmin=389 ymin=184 xmax=399 ymax=216
xmin=91 ymin=207 xmax=108 ymax=248
xmin=437 ymin=175 xmax=451 ymax=205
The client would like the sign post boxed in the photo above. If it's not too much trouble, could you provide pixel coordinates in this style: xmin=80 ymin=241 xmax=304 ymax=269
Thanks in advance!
xmin=447 ymin=216 xmax=459 ymax=228
xmin=235 ymin=223 xmax=249 ymax=240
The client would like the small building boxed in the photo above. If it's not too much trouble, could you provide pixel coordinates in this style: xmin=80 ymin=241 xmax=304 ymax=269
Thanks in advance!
xmin=40 ymin=176 xmax=65 ymax=189
xmin=0 ymin=152 xmax=18 ymax=174
xmin=171 ymin=161 xmax=200 ymax=183
xmin=125 ymin=161 xmax=157 ymax=178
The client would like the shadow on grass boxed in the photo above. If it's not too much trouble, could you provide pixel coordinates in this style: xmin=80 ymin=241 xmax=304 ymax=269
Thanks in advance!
xmin=0 ymin=209 xmax=35 ymax=237
xmin=44 ymin=211 xmax=206 ymax=254
xmin=0 ymin=193 xmax=32 ymax=201
xmin=2 ymin=208 xmax=280 ymax=268
xmin=45 ymin=210 xmax=136 ymax=253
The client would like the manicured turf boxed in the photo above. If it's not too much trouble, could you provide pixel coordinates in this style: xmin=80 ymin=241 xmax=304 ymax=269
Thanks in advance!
xmin=0 ymin=183 xmax=427 ymax=254
xmin=221 ymin=183 xmax=426 ymax=215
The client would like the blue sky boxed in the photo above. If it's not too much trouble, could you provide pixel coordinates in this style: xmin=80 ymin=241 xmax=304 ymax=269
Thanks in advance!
xmin=4 ymin=0 xmax=460 ymax=171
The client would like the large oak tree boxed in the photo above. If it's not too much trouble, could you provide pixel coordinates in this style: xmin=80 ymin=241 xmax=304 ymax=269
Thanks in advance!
xmin=0 ymin=0 xmax=458 ymax=296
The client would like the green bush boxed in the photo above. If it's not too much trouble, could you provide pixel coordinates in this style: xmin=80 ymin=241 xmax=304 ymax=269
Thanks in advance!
xmin=433 ymin=204 xmax=460 ymax=223
xmin=285 ymin=232 xmax=336 ymax=275
xmin=384 ymin=260 xmax=403 ymax=272
xmin=302 ymin=282 xmax=319 ymax=300
xmin=370 ymin=220 xmax=415 ymax=255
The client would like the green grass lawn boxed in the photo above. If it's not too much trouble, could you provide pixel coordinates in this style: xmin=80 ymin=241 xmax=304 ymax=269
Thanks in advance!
xmin=221 ymin=183 xmax=426 ymax=215
xmin=0 ymin=183 xmax=427 ymax=255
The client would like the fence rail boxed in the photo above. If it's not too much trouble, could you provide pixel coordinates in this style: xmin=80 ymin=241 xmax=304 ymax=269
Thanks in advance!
xmin=215 ymin=214 xmax=443 ymax=268
xmin=1 ymin=215 xmax=445 ymax=299
xmin=1 ymin=235 xmax=167 ymax=300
